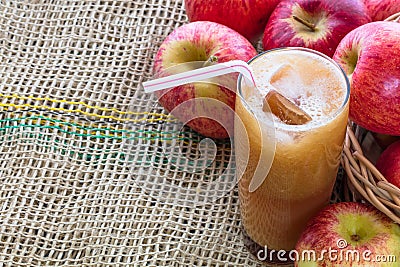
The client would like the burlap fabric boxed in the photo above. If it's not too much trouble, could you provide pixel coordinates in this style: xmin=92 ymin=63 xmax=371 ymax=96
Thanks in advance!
xmin=0 ymin=1 xmax=344 ymax=266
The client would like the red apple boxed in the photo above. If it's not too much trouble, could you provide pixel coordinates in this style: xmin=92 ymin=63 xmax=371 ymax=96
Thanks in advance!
xmin=153 ymin=21 xmax=257 ymax=139
xmin=333 ymin=21 xmax=400 ymax=136
xmin=184 ymin=0 xmax=280 ymax=43
xmin=262 ymin=0 xmax=371 ymax=57
xmin=376 ymin=140 xmax=400 ymax=189
xmin=295 ymin=202 xmax=400 ymax=266
xmin=362 ymin=0 xmax=400 ymax=21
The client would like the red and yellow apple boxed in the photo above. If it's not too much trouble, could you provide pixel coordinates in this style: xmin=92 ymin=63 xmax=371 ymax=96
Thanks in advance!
xmin=153 ymin=21 xmax=257 ymax=139
xmin=376 ymin=140 xmax=400 ymax=189
xmin=184 ymin=0 xmax=280 ymax=43
xmin=295 ymin=202 xmax=400 ymax=266
xmin=333 ymin=21 xmax=400 ymax=136
xmin=262 ymin=0 xmax=371 ymax=57
xmin=362 ymin=0 xmax=400 ymax=21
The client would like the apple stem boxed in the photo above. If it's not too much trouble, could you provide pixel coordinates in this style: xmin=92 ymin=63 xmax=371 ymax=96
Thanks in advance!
xmin=350 ymin=234 xmax=360 ymax=242
xmin=292 ymin=15 xmax=316 ymax=32
xmin=203 ymin=55 xmax=218 ymax=67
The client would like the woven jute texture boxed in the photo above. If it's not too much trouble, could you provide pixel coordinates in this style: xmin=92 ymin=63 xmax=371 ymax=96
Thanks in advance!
xmin=0 ymin=1 xmax=344 ymax=266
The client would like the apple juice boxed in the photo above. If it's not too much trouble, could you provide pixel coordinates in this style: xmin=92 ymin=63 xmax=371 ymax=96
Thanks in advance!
xmin=235 ymin=48 xmax=350 ymax=255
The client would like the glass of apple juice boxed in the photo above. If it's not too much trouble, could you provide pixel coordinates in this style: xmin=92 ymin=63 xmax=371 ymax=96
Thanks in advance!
xmin=234 ymin=47 xmax=350 ymax=265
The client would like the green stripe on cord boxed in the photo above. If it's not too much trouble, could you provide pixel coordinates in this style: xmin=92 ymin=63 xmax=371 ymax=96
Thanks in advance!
xmin=0 ymin=116 xmax=232 ymax=145
xmin=0 ymin=130 xmax=231 ymax=167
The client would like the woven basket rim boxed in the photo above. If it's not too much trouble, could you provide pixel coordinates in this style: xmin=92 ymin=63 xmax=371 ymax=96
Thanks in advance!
xmin=385 ymin=12 xmax=400 ymax=22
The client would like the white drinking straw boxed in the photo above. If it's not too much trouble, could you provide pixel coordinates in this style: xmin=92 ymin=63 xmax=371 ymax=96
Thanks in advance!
xmin=142 ymin=60 xmax=256 ymax=93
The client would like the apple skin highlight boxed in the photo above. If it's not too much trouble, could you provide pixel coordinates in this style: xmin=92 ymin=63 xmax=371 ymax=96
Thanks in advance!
xmin=333 ymin=21 xmax=400 ymax=136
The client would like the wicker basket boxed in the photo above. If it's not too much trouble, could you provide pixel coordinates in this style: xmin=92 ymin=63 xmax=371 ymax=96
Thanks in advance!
xmin=342 ymin=12 xmax=400 ymax=224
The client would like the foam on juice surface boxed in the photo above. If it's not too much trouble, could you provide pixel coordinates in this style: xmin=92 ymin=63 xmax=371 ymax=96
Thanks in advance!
xmin=243 ymin=50 xmax=347 ymax=133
